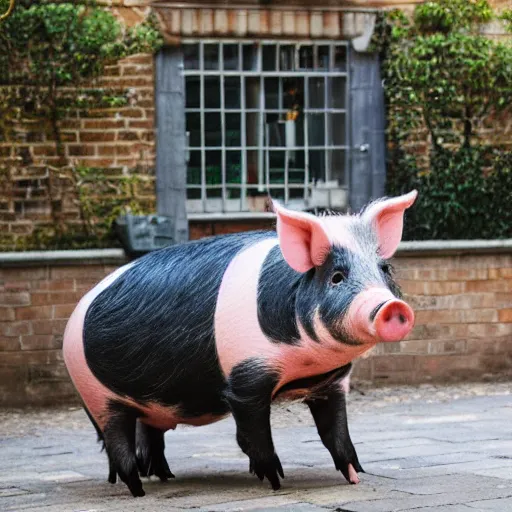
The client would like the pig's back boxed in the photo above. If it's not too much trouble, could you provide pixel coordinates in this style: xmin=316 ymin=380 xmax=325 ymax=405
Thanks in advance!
xmin=83 ymin=230 xmax=275 ymax=418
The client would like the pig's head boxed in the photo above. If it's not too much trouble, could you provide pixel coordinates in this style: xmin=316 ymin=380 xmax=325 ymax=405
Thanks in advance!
xmin=272 ymin=191 xmax=417 ymax=350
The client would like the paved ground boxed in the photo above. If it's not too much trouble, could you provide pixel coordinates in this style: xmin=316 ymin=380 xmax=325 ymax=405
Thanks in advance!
xmin=1 ymin=382 xmax=512 ymax=512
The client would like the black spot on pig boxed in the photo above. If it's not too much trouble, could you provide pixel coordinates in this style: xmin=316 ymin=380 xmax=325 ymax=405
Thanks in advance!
xmin=83 ymin=231 xmax=275 ymax=417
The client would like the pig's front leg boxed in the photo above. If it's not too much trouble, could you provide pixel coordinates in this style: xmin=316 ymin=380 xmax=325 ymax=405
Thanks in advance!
xmin=306 ymin=382 xmax=364 ymax=484
xmin=224 ymin=359 xmax=284 ymax=490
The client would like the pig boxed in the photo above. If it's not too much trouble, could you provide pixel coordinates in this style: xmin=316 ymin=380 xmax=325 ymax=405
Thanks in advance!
xmin=63 ymin=190 xmax=417 ymax=497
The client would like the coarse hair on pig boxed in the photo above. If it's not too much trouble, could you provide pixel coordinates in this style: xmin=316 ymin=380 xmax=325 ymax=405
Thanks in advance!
xmin=63 ymin=190 xmax=418 ymax=497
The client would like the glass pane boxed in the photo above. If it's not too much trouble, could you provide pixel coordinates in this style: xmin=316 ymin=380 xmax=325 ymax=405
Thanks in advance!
xmin=308 ymin=78 xmax=325 ymax=108
xmin=224 ymin=76 xmax=241 ymax=109
xmin=268 ymin=151 xmax=285 ymax=183
xmin=245 ymin=77 xmax=260 ymax=109
xmin=243 ymin=44 xmax=258 ymax=71
xmin=329 ymin=77 xmax=346 ymax=109
xmin=298 ymin=45 xmax=313 ymax=70
xmin=262 ymin=45 xmax=276 ymax=71
xmin=223 ymin=43 xmax=239 ymax=70
xmin=187 ymin=188 xmax=201 ymax=200
xmin=283 ymin=77 xmax=303 ymax=112
xmin=317 ymin=45 xmax=330 ymax=70
xmin=204 ymin=44 xmax=219 ymax=70
xmin=226 ymin=150 xmax=242 ymax=183
xmin=187 ymin=150 xmax=201 ymax=185
xmin=328 ymin=113 xmax=345 ymax=146
xmin=334 ymin=45 xmax=347 ymax=71
xmin=329 ymin=149 xmax=346 ymax=185
xmin=308 ymin=149 xmax=325 ymax=182
xmin=225 ymin=113 xmax=241 ymax=147
xmin=279 ymin=45 xmax=295 ymax=71
xmin=204 ymin=113 xmax=221 ymax=146
xmin=186 ymin=112 xmax=201 ymax=147
xmin=308 ymin=113 xmax=325 ymax=146
xmin=185 ymin=76 xmax=200 ymax=108
xmin=205 ymin=151 xmax=222 ymax=185
xmin=183 ymin=44 xmax=199 ymax=70
xmin=264 ymin=77 xmax=279 ymax=109
xmin=204 ymin=77 xmax=220 ymax=108
xmin=246 ymin=150 xmax=260 ymax=186
xmin=266 ymin=119 xmax=285 ymax=148
xmin=245 ymin=112 xmax=260 ymax=147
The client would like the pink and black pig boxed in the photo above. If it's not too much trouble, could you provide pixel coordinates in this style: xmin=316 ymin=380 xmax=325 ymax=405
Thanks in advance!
xmin=63 ymin=190 xmax=417 ymax=497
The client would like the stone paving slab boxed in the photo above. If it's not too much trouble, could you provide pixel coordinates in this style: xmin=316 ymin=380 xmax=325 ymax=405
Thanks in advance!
xmin=0 ymin=383 xmax=511 ymax=511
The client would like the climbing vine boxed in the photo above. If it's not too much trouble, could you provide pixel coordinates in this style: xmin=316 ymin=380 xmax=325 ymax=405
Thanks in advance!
xmin=373 ymin=0 xmax=512 ymax=240
xmin=0 ymin=1 xmax=163 ymax=249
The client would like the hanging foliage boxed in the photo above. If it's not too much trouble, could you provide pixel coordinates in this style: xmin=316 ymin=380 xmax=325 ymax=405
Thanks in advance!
xmin=372 ymin=0 xmax=512 ymax=240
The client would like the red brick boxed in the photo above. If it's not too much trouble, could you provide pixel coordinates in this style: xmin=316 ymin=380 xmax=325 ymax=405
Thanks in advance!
xmin=0 ymin=336 xmax=20 ymax=351
xmin=0 ymin=292 xmax=30 ymax=306
xmin=415 ymin=309 xmax=498 ymax=324
xmin=15 ymin=306 xmax=52 ymax=321
xmin=51 ymin=266 xmax=107 ymax=280
xmin=466 ymin=280 xmax=512 ymax=292
xmin=128 ymin=120 xmax=154 ymax=130
xmin=53 ymin=304 xmax=76 ymax=319
xmin=68 ymin=145 xmax=96 ymax=157
xmin=83 ymin=119 xmax=125 ymax=130
xmin=96 ymin=145 xmax=116 ymax=156
xmin=4 ymin=281 xmax=31 ymax=291
xmin=499 ymin=309 xmax=512 ymax=323
xmin=0 ymin=267 xmax=48 ymax=281
xmin=20 ymin=334 xmax=60 ymax=350
xmin=80 ymin=132 xmax=116 ymax=143
xmin=33 ymin=280 xmax=75 ymax=291
xmin=32 ymin=319 xmax=67 ymax=335
xmin=373 ymin=355 xmax=416 ymax=374
xmin=0 ymin=321 xmax=31 ymax=337
xmin=0 ymin=308 xmax=15 ymax=322
xmin=31 ymin=292 xmax=81 ymax=306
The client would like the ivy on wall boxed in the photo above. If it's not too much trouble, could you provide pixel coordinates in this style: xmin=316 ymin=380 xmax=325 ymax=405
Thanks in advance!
xmin=374 ymin=0 xmax=512 ymax=240
xmin=0 ymin=1 xmax=163 ymax=250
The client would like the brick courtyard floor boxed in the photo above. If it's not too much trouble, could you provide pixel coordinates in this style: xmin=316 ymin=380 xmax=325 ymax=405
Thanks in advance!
xmin=1 ymin=382 xmax=511 ymax=512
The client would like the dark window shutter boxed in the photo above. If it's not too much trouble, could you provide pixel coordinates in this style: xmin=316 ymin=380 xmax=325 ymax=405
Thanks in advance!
xmin=349 ymin=51 xmax=386 ymax=212
xmin=155 ymin=48 xmax=189 ymax=243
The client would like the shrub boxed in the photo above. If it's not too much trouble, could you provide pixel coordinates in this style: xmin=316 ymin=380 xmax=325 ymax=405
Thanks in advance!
xmin=374 ymin=0 xmax=512 ymax=239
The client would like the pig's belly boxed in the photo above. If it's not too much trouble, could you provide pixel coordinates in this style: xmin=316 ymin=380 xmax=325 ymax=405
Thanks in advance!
xmin=63 ymin=264 xmax=227 ymax=432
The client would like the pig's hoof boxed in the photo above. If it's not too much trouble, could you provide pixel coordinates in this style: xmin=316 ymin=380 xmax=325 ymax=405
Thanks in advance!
xmin=108 ymin=470 xmax=117 ymax=484
xmin=249 ymin=453 xmax=284 ymax=491
xmin=335 ymin=459 xmax=364 ymax=485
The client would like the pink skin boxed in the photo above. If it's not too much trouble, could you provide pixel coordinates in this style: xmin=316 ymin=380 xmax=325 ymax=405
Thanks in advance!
xmin=362 ymin=190 xmax=418 ymax=259
xmin=63 ymin=264 xmax=227 ymax=432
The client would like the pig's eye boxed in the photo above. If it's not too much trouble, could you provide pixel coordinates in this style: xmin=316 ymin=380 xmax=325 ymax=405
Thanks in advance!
xmin=380 ymin=262 xmax=392 ymax=275
xmin=331 ymin=270 xmax=347 ymax=285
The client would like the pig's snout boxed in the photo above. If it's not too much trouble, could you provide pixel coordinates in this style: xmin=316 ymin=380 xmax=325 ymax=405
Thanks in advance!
xmin=345 ymin=288 xmax=414 ymax=344
xmin=373 ymin=299 xmax=414 ymax=343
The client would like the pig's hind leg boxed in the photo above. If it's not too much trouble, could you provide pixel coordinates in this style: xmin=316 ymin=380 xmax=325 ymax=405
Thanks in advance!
xmin=135 ymin=422 xmax=175 ymax=481
xmin=83 ymin=405 xmax=117 ymax=484
xmin=224 ymin=359 xmax=284 ymax=491
xmin=306 ymin=381 xmax=364 ymax=485
xmin=102 ymin=401 xmax=145 ymax=497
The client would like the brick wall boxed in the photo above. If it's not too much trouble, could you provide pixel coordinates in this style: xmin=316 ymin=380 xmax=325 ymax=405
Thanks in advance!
xmin=0 ymin=53 xmax=156 ymax=251
xmin=0 ymin=243 xmax=510 ymax=406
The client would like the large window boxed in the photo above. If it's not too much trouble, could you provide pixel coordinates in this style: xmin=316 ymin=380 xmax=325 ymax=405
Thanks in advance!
xmin=184 ymin=40 xmax=350 ymax=214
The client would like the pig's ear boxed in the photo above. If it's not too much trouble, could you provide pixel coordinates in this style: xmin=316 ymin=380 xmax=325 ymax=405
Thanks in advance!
xmin=362 ymin=190 xmax=418 ymax=259
xmin=272 ymin=200 xmax=331 ymax=273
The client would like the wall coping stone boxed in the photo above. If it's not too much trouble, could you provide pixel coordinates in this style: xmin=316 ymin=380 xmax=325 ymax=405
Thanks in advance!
xmin=0 ymin=240 xmax=510 ymax=267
